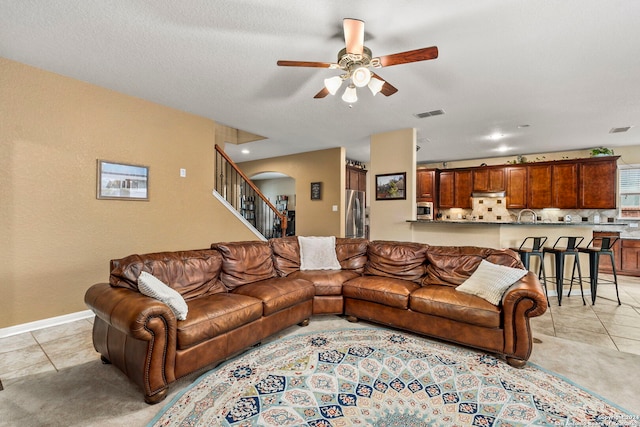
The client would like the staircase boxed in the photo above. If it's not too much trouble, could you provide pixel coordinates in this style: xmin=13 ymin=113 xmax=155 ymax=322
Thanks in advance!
xmin=214 ymin=144 xmax=287 ymax=239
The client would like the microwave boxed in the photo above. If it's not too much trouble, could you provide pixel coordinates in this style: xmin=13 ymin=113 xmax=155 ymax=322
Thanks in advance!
xmin=417 ymin=201 xmax=434 ymax=220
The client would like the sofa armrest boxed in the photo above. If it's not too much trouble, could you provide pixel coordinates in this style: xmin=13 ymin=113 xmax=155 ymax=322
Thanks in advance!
xmin=85 ymin=282 xmax=178 ymax=340
xmin=501 ymin=272 xmax=548 ymax=361
xmin=501 ymin=272 xmax=547 ymax=318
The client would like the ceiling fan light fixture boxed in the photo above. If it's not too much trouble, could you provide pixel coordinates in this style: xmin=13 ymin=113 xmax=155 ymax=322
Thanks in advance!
xmin=342 ymin=84 xmax=358 ymax=103
xmin=324 ymin=76 xmax=343 ymax=95
xmin=351 ymin=66 xmax=371 ymax=87
xmin=368 ymin=76 xmax=384 ymax=95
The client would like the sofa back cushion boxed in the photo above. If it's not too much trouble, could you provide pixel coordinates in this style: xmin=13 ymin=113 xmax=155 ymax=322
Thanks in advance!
xmin=424 ymin=246 xmax=524 ymax=287
xmin=270 ymin=237 xmax=369 ymax=276
xmin=213 ymin=241 xmax=277 ymax=289
xmin=364 ymin=240 xmax=429 ymax=283
xmin=109 ymin=249 xmax=226 ymax=300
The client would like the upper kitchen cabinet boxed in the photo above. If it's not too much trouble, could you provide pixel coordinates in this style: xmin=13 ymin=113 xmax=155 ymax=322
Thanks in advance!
xmin=439 ymin=169 xmax=472 ymax=209
xmin=506 ymin=166 xmax=527 ymax=209
xmin=527 ymin=163 xmax=578 ymax=209
xmin=472 ymin=167 xmax=505 ymax=193
xmin=416 ymin=168 xmax=436 ymax=202
xmin=579 ymin=157 xmax=618 ymax=208
xmin=346 ymin=165 xmax=367 ymax=193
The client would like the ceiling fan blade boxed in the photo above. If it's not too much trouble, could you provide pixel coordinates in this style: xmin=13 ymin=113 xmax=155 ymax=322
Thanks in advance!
xmin=313 ymin=87 xmax=330 ymax=99
xmin=343 ymin=18 xmax=364 ymax=55
xmin=371 ymin=72 xmax=398 ymax=96
xmin=276 ymin=60 xmax=335 ymax=68
xmin=377 ymin=46 xmax=438 ymax=67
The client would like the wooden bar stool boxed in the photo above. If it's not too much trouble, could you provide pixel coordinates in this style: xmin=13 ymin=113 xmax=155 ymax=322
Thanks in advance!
xmin=511 ymin=237 xmax=549 ymax=306
xmin=543 ymin=236 xmax=585 ymax=306
xmin=577 ymin=236 xmax=621 ymax=305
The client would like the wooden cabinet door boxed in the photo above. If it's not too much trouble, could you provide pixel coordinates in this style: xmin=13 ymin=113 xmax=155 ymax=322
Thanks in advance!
xmin=579 ymin=158 xmax=617 ymax=208
xmin=621 ymin=239 xmax=640 ymax=275
xmin=438 ymin=171 xmax=455 ymax=208
xmin=417 ymin=169 xmax=435 ymax=201
xmin=472 ymin=167 xmax=505 ymax=192
xmin=506 ymin=166 xmax=527 ymax=209
xmin=454 ymin=170 xmax=473 ymax=208
xmin=346 ymin=166 xmax=367 ymax=192
xmin=527 ymin=164 xmax=552 ymax=208
xmin=553 ymin=163 xmax=578 ymax=208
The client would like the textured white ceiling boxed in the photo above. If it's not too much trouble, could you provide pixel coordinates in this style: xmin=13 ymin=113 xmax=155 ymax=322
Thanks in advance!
xmin=1 ymin=0 xmax=639 ymax=164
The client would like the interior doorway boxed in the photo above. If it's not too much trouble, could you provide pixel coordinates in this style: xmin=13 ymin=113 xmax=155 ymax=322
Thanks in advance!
xmin=251 ymin=172 xmax=296 ymax=236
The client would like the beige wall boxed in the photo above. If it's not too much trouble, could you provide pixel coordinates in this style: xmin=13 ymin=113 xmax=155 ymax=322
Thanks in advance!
xmin=238 ymin=148 xmax=345 ymax=237
xmin=369 ymin=128 xmax=416 ymax=241
xmin=0 ymin=58 xmax=257 ymax=328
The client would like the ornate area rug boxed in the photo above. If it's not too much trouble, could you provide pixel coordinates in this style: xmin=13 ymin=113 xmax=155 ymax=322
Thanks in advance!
xmin=150 ymin=328 xmax=637 ymax=427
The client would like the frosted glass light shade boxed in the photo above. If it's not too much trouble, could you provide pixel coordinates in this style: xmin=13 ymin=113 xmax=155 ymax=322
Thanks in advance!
xmin=368 ymin=77 xmax=385 ymax=95
xmin=351 ymin=66 xmax=371 ymax=87
xmin=342 ymin=84 xmax=358 ymax=103
xmin=324 ymin=76 xmax=343 ymax=95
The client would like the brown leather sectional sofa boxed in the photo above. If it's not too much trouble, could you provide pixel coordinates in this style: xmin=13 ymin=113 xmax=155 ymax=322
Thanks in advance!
xmin=84 ymin=237 xmax=547 ymax=403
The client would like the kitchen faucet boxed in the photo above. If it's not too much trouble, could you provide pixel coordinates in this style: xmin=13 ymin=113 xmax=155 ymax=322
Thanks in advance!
xmin=517 ymin=209 xmax=537 ymax=223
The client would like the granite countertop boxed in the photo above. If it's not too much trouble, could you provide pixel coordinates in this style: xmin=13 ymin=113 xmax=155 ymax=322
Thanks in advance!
xmin=408 ymin=219 xmax=628 ymax=226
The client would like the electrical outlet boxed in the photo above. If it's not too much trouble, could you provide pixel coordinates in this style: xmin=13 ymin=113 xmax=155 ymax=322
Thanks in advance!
xmin=180 ymin=168 xmax=186 ymax=177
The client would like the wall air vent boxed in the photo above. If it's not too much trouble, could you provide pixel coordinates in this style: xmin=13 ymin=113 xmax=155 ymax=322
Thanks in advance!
xmin=609 ymin=126 xmax=632 ymax=133
xmin=414 ymin=109 xmax=445 ymax=119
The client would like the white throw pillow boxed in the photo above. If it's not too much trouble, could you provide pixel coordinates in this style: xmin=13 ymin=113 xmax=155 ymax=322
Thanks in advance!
xmin=137 ymin=271 xmax=188 ymax=320
xmin=298 ymin=236 xmax=342 ymax=271
xmin=455 ymin=260 xmax=527 ymax=305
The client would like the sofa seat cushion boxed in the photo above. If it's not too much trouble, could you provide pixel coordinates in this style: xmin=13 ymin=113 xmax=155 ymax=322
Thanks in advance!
xmin=343 ymin=276 xmax=420 ymax=309
xmin=409 ymin=286 xmax=501 ymax=328
xmin=232 ymin=277 xmax=315 ymax=316
xmin=177 ymin=293 xmax=263 ymax=350
xmin=288 ymin=270 xmax=360 ymax=295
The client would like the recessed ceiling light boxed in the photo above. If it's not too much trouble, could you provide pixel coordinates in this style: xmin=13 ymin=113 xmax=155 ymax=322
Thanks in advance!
xmin=517 ymin=124 xmax=530 ymax=128
xmin=241 ymin=149 xmax=250 ymax=154
xmin=496 ymin=145 xmax=510 ymax=152
xmin=488 ymin=133 xmax=504 ymax=140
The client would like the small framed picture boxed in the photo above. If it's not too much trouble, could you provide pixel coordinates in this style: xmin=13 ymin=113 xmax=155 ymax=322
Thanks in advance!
xmin=310 ymin=182 xmax=322 ymax=200
xmin=97 ymin=160 xmax=149 ymax=200
xmin=375 ymin=172 xmax=406 ymax=200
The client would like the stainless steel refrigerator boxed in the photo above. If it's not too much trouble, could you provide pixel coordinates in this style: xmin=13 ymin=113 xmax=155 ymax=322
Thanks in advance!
xmin=345 ymin=190 xmax=365 ymax=238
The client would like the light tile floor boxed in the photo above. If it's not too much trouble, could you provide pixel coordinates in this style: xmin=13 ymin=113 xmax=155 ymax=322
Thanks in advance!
xmin=1 ymin=274 xmax=639 ymax=389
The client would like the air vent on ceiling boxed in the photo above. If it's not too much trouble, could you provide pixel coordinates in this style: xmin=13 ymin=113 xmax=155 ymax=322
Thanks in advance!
xmin=609 ymin=126 xmax=632 ymax=133
xmin=414 ymin=109 xmax=445 ymax=119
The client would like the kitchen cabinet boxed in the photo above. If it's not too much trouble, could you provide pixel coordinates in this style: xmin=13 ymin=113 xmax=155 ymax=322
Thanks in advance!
xmin=417 ymin=168 xmax=436 ymax=202
xmin=472 ymin=167 xmax=505 ymax=192
xmin=438 ymin=171 xmax=455 ymax=208
xmin=346 ymin=165 xmax=367 ymax=193
xmin=506 ymin=166 xmax=527 ymax=209
xmin=527 ymin=163 xmax=578 ymax=209
xmin=439 ymin=170 xmax=472 ymax=208
xmin=579 ymin=158 xmax=617 ymax=209
xmin=621 ymin=239 xmax=640 ymax=276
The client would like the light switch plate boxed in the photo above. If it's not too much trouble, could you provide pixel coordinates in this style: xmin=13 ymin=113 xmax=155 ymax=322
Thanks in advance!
xmin=332 ymin=205 xmax=338 ymax=212
xmin=180 ymin=168 xmax=186 ymax=177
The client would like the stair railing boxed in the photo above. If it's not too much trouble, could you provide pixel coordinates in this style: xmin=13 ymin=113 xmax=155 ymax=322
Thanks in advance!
xmin=214 ymin=144 xmax=287 ymax=239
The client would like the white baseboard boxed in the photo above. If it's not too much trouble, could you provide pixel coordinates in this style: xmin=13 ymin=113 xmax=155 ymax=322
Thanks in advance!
xmin=0 ymin=310 xmax=94 ymax=339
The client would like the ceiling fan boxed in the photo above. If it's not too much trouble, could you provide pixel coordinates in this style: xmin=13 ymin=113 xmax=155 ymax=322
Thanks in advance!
xmin=277 ymin=18 xmax=438 ymax=103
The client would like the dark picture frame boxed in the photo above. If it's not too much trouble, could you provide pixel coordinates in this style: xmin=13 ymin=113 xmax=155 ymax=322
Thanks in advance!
xmin=375 ymin=172 xmax=406 ymax=200
xmin=97 ymin=159 xmax=149 ymax=200
xmin=310 ymin=182 xmax=322 ymax=200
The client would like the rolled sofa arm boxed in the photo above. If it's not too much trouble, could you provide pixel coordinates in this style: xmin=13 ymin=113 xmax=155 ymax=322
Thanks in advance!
xmin=501 ymin=272 xmax=548 ymax=363
xmin=84 ymin=283 xmax=178 ymax=403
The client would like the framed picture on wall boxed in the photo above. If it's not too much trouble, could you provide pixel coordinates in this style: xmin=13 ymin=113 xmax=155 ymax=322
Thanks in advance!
xmin=375 ymin=172 xmax=406 ymax=200
xmin=310 ymin=182 xmax=322 ymax=200
xmin=97 ymin=159 xmax=149 ymax=200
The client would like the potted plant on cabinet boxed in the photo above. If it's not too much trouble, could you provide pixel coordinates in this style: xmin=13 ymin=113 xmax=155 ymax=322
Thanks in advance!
xmin=590 ymin=147 xmax=615 ymax=157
